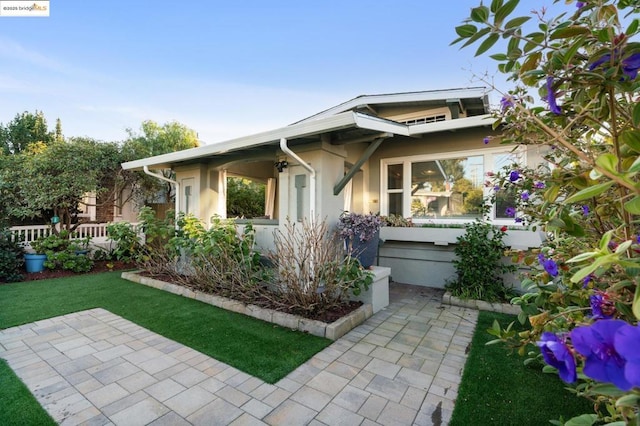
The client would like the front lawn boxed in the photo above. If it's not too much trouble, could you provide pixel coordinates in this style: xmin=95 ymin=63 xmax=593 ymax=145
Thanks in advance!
xmin=450 ymin=310 xmax=593 ymax=425
xmin=0 ymin=272 xmax=331 ymax=383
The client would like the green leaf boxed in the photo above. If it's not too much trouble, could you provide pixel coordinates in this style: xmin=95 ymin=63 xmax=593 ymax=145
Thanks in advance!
xmin=475 ymin=33 xmax=500 ymax=56
xmin=549 ymin=26 xmax=590 ymax=40
xmin=633 ymin=103 xmax=640 ymax=128
xmin=494 ymin=0 xmax=519 ymax=27
xmin=627 ymin=19 xmax=639 ymax=36
xmin=615 ymin=393 xmax=640 ymax=408
xmin=547 ymin=218 xmax=566 ymax=229
xmin=620 ymin=129 xmax=640 ymax=153
xmin=624 ymin=195 xmax=640 ymax=214
xmin=470 ymin=6 xmax=490 ymax=23
xmin=586 ymin=383 xmax=627 ymax=397
xmin=595 ymin=153 xmax=618 ymax=174
xmin=505 ymin=16 xmax=530 ymax=30
xmin=490 ymin=0 xmax=503 ymax=13
xmin=564 ymin=181 xmax=614 ymax=203
xmin=490 ymin=53 xmax=508 ymax=61
xmin=628 ymin=156 xmax=640 ymax=173
xmin=566 ymin=251 xmax=599 ymax=263
xmin=461 ymin=27 xmax=491 ymax=48
xmin=633 ymin=281 xmax=640 ymax=320
xmin=564 ymin=414 xmax=598 ymax=426
xmin=455 ymin=24 xmax=478 ymax=38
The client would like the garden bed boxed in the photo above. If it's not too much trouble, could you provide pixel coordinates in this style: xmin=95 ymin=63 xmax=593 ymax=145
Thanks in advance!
xmin=121 ymin=271 xmax=374 ymax=340
xmin=3 ymin=260 xmax=135 ymax=283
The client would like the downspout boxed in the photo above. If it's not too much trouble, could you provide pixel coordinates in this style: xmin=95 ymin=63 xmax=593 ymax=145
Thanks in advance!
xmin=279 ymin=138 xmax=317 ymax=290
xmin=143 ymin=165 xmax=180 ymax=222
xmin=279 ymin=138 xmax=316 ymax=222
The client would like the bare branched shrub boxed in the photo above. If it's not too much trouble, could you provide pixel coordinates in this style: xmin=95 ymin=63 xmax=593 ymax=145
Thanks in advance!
xmin=265 ymin=217 xmax=371 ymax=316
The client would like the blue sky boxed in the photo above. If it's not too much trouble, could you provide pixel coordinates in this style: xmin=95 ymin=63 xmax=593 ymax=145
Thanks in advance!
xmin=1 ymin=0 xmax=562 ymax=144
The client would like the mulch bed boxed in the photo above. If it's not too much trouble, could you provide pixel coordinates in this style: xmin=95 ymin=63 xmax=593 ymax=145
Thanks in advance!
xmin=18 ymin=261 xmax=136 ymax=282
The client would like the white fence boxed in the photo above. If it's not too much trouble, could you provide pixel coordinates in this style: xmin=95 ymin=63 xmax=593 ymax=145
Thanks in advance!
xmin=9 ymin=223 xmax=114 ymax=248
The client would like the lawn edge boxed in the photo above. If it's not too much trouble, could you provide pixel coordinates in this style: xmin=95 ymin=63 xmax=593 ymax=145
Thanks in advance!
xmin=121 ymin=271 xmax=373 ymax=340
xmin=442 ymin=291 xmax=521 ymax=315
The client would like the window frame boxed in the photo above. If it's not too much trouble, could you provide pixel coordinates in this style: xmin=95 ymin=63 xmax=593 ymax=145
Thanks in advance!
xmin=380 ymin=147 xmax=525 ymax=225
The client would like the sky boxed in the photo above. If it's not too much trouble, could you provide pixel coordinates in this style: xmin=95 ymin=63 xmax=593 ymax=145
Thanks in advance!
xmin=0 ymin=0 xmax=568 ymax=145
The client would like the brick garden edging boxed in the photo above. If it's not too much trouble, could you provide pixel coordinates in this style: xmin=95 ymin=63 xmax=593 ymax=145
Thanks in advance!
xmin=121 ymin=271 xmax=373 ymax=341
xmin=442 ymin=291 xmax=521 ymax=315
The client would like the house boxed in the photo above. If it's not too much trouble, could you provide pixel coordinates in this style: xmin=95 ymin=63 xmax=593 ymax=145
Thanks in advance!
xmin=122 ymin=88 xmax=544 ymax=288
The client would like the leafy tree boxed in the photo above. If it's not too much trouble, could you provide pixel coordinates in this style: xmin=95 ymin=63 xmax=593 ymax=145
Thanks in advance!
xmin=0 ymin=111 xmax=54 ymax=155
xmin=123 ymin=120 xmax=200 ymax=204
xmin=227 ymin=177 xmax=266 ymax=218
xmin=454 ymin=0 xmax=640 ymax=423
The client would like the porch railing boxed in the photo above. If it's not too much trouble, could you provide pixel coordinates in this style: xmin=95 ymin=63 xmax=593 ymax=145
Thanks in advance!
xmin=8 ymin=223 xmax=125 ymax=248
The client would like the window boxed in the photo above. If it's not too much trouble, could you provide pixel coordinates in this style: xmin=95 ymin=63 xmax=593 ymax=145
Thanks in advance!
xmin=401 ymin=114 xmax=446 ymax=125
xmin=381 ymin=148 xmax=524 ymax=223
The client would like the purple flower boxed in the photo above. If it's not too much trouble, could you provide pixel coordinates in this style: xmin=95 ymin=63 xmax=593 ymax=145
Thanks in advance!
xmin=538 ymin=253 xmax=559 ymax=277
xmin=537 ymin=332 xmax=577 ymax=383
xmin=614 ymin=323 xmax=640 ymax=388
xmin=576 ymin=1 xmax=585 ymax=7
xmin=515 ymin=217 xmax=524 ymax=223
xmin=571 ymin=320 xmax=633 ymax=390
xmin=546 ymin=76 xmax=561 ymax=115
xmin=582 ymin=205 xmax=589 ymax=216
xmin=505 ymin=206 xmax=516 ymax=217
xmin=636 ymin=234 xmax=640 ymax=244
xmin=483 ymin=136 xmax=490 ymax=145
xmin=509 ymin=170 xmax=520 ymax=182
xmin=583 ymin=275 xmax=593 ymax=288
xmin=521 ymin=191 xmax=530 ymax=201
xmin=590 ymin=291 xmax=614 ymax=320
xmin=500 ymin=96 xmax=514 ymax=111
xmin=493 ymin=185 xmax=500 ymax=192
xmin=589 ymin=51 xmax=640 ymax=80
xmin=534 ymin=181 xmax=546 ymax=189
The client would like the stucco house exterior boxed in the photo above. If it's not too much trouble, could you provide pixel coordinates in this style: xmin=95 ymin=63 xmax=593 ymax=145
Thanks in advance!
xmin=122 ymin=88 xmax=544 ymax=288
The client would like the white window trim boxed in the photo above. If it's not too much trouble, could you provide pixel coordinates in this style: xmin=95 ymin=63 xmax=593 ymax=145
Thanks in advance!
xmin=380 ymin=147 xmax=526 ymax=225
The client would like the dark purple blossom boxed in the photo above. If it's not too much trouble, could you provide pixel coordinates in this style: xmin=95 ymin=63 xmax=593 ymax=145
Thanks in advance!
xmin=590 ymin=291 xmax=614 ymax=320
xmin=509 ymin=170 xmax=520 ymax=182
xmin=583 ymin=275 xmax=593 ymax=288
xmin=515 ymin=217 xmax=524 ymax=223
xmin=537 ymin=332 xmax=577 ymax=383
xmin=636 ymin=234 xmax=640 ymax=244
xmin=538 ymin=253 xmax=559 ymax=277
xmin=546 ymin=76 xmax=562 ymax=114
xmin=582 ymin=205 xmax=590 ymax=216
xmin=534 ymin=181 xmax=546 ymax=189
xmin=589 ymin=51 xmax=640 ymax=80
xmin=614 ymin=323 xmax=640 ymax=388
xmin=571 ymin=320 xmax=633 ymax=391
xmin=493 ymin=185 xmax=500 ymax=192
xmin=505 ymin=206 xmax=516 ymax=217
xmin=521 ymin=191 xmax=530 ymax=201
xmin=576 ymin=1 xmax=585 ymax=7
xmin=483 ymin=136 xmax=490 ymax=145
xmin=500 ymin=96 xmax=514 ymax=111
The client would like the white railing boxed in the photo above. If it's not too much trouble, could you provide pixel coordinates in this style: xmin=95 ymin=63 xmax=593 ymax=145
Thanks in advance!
xmin=9 ymin=223 xmax=114 ymax=247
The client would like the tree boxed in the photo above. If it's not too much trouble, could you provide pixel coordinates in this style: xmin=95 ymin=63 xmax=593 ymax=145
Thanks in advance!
xmin=0 ymin=111 xmax=54 ymax=155
xmin=454 ymin=1 xmax=640 ymax=423
xmin=227 ymin=177 xmax=265 ymax=218
xmin=123 ymin=120 xmax=200 ymax=204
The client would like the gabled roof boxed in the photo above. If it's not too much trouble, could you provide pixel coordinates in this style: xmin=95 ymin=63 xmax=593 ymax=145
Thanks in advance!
xmin=121 ymin=88 xmax=494 ymax=172
xmin=293 ymin=87 xmax=490 ymax=124
xmin=122 ymin=111 xmax=409 ymax=171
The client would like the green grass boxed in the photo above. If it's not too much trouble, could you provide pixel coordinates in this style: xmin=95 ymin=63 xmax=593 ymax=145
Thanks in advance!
xmin=0 ymin=272 xmax=331 ymax=383
xmin=0 ymin=359 xmax=56 ymax=426
xmin=450 ymin=311 xmax=593 ymax=426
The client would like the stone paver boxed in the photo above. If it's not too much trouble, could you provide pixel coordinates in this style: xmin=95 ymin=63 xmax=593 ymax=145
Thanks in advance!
xmin=0 ymin=283 xmax=477 ymax=425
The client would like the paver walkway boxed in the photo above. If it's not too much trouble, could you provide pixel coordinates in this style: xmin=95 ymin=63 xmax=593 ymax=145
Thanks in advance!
xmin=0 ymin=284 xmax=478 ymax=425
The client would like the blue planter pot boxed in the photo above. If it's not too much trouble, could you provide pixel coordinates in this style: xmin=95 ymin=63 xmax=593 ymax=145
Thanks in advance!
xmin=347 ymin=231 xmax=380 ymax=269
xmin=24 ymin=253 xmax=47 ymax=273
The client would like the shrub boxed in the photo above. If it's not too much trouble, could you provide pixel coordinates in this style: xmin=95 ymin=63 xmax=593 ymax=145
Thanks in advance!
xmin=106 ymin=222 xmax=142 ymax=262
xmin=446 ymin=220 xmax=517 ymax=302
xmin=0 ymin=229 xmax=24 ymax=282
xmin=44 ymin=249 xmax=93 ymax=273
xmin=267 ymin=218 xmax=372 ymax=316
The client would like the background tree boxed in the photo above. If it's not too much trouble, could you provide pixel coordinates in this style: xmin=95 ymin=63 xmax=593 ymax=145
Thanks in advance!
xmin=123 ymin=120 xmax=200 ymax=204
xmin=226 ymin=177 xmax=266 ymax=218
xmin=0 ymin=111 xmax=54 ymax=155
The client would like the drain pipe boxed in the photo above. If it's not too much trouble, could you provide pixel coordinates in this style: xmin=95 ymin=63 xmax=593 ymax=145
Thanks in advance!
xmin=279 ymin=138 xmax=316 ymax=222
xmin=143 ymin=165 xmax=180 ymax=221
xmin=279 ymin=138 xmax=317 ymax=289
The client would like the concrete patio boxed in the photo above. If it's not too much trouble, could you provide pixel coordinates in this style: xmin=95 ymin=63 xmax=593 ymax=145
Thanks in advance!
xmin=0 ymin=283 xmax=478 ymax=425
